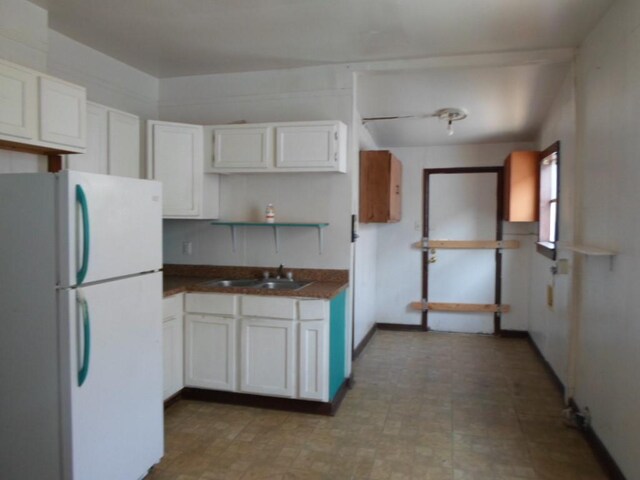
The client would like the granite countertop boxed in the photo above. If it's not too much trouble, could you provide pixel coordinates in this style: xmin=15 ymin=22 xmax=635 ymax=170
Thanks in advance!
xmin=162 ymin=265 xmax=348 ymax=300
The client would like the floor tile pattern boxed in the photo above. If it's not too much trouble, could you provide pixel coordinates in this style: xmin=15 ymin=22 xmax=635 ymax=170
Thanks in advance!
xmin=147 ymin=331 xmax=609 ymax=479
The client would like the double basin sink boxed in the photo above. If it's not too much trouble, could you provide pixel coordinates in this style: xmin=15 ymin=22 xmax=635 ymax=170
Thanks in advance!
xmin=199 ymin=278 xmax=312 ymax=292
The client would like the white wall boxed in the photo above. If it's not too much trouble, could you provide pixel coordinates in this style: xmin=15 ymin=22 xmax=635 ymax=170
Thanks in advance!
xmin=0 ymin=0 xmax=47 ymax=70
xmin=570 ymin=1 xmax=640 ymax=477
xmin=352 ymin=108 xmax=380 ymax=349
xmin=47 ymin=31 xmax=159 ymax=120
xmin=373 ymin=143 xmax=535 ymax=329
xmin=159 ymin=66 xmax=355 ymax=270
xmin=530 ymin=66 xmax=577 ymax=388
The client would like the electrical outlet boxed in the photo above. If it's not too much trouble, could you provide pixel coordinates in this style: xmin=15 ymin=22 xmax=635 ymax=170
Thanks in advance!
xmin=182 ymin=241 xmax=193 ymax=256
xmin=547 ymin=284 xmax=554 ymax=308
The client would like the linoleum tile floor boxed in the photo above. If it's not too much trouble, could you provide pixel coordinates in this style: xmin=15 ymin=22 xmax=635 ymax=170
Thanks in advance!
xmin=147 ymin=331 xmax=609 ymax=480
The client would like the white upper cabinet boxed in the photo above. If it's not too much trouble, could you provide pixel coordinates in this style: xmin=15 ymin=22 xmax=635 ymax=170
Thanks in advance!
xmin=66 ymin=103 xmax=141 ymax=178
xmin=276 ymin=122 xmax=346 ymax=172
xmin=39 ymin=76 xmax=86 ymax=149
xmin=147 ymin=120 xmax=219 ymax=219
xmin=0 ymin=60 xmax=37 ymax=141
xmin=208 ymin=125 xmax=272 ymax=172
xmin=0 ymin=58 xmax=86 ymax=153
xmin=66 ymin=103 xmax=107 ymax=174
xmin=206 ymin=120 xmax=347 ymax=174
xmin=108 ymin=110 xmax=140 ymax=178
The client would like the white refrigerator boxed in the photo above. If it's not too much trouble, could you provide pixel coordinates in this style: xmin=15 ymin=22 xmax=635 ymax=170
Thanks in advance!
xmin=0 ymin=171 xmax=164 ymax=480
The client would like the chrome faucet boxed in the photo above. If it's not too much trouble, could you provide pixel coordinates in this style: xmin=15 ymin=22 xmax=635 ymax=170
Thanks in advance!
xmin=277 ymin=264 xmax=285 ymax=279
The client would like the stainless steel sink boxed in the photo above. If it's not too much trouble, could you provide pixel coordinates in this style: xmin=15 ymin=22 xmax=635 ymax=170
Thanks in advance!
xmin=199 ymin=279 xmax=262 ymax=288
xmin=257 ymin=280 xmax=312 ymax=291
xmin=198 ymin=278 xmax=312 ymax=291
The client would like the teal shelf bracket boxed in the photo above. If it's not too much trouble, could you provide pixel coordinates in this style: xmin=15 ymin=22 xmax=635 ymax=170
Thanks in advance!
xmin=230 ymin=225 xmax=237 ymax=253
xmin=211 ymin=221 xmax=329 ymax=255
xmin=273 ymin=226 xmax=279 ymax=253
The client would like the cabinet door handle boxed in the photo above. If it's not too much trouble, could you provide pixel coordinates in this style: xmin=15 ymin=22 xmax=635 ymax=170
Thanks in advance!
xmin=395 ymin=185 xmax=400 ymax=195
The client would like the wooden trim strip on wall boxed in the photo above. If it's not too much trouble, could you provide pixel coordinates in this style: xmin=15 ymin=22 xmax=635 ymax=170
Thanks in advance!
xmin=410 ymin=301 xmax=511 ymax=313
xmin=412 ymin=239 xmax=520 ymax=250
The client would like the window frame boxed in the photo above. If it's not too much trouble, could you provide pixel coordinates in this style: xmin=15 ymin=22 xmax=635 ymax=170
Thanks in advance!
xmin=536 ymin=141 xmax=561 ymax=260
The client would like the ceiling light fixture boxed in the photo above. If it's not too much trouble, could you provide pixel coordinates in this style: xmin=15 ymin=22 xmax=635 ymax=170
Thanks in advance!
xmin=362 ymin=107 xmax=468 ymax=136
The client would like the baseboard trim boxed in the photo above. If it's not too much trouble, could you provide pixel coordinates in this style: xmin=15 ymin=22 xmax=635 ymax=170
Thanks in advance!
xmin=567 ymin=399 xmax=627 ymax=480
xmin=181 ymin=376 xmax=353 ymax=416
xmin=499 ymin=329 xmax=529 ymax=338
xmin=376 ymin=323 xmax=424 ymax=331
xmin=163 ymin=391 xmax=182 ymax=410
xmin=353 ymin=324 xmax=377 ymax=360
xmin=525 ymin=333 xmax=565 ymax=397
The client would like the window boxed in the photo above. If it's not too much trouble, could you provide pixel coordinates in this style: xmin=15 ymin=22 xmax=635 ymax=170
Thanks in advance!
xmin=537 ymin=141 xmax=560 ymax=259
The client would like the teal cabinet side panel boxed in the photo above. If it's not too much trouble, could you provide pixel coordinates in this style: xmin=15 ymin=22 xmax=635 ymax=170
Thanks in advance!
xmin=329 ymin=290 xmax=347 ymax=400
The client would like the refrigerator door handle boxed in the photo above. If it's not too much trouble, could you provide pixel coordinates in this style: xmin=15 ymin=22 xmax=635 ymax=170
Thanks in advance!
xmin=76 ymin=184 xmax=90 ymax=285
xmin=77 ymin=289 xmax=91 ymax=386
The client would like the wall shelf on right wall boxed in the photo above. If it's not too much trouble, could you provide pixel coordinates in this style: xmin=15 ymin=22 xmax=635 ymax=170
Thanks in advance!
xmin=560 ymin=244 xmax=617 ymax=256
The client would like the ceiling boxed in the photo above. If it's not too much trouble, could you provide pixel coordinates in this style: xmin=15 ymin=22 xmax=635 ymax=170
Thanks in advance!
xmin=357 ymin=62 xmax=571 ymax=147
xmin=31 ymin=0 xmax=613 ymax=147
xmin=32 ymin=0 xmax=613 ymax=78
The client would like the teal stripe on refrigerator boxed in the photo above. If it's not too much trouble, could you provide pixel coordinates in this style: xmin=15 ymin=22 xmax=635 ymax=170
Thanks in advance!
xmin=329 ymin=290 xmax=347 ymax=400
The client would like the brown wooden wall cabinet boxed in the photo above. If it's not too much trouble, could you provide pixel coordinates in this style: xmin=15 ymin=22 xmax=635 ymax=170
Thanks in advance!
xmin=359 ymin=150 xmax=402 ymax=223
xmin=504 ymin=151 xmax=540 ymax=222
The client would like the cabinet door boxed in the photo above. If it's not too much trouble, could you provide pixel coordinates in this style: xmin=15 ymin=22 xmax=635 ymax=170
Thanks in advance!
xmin=504 ymin=151 xmax=539 ymax=222
xmin=148 ymin=121 xmax=203 ymax=217
xmin=39 ymin=76 xmax=86 ymax=149
xmin=163 ymin=316 xmax=184 ymax=400
xmin=66 ymin=103 xmax=107 ymax=174
xmin=108 ymin=110 xmax=140 ymax=178
xmin=184 ymin=314 xmax=236 ymax=391
xmin=298 ymin=320 xmax=328 ymax=401
xmin=275 ymin=124 xmax=338 ymax=170
xmin=389 ymin=155 xmax=402 ymax=222
xmin=0 ymin=60 xmax=37 ymax=141
xmin=211 ymin=126 xmax=272 ymax=170
xmin=240 ymin=318 xmax=295 ymax=398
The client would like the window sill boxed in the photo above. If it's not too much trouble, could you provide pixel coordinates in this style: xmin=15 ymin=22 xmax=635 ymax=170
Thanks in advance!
xmin=536 ymin=241 xmax=557 ymax=260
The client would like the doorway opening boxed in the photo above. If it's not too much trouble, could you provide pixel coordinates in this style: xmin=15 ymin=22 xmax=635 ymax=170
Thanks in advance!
xmin=421 ymin=167 xmax=505 ymax=334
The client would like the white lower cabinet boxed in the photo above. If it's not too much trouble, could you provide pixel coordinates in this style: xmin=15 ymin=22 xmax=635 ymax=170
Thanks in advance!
xmin=162 ymin=294 xmax=184 ymax=400
xmin=239 ymin=317 xmax=296 ymax=398
xmin=298 ymin=320 xmax=328 ymax=401
xmin=179 ymin=292 xmax=330 ymax=402
xmin=184 ymin=314 xmax=237 ymax=391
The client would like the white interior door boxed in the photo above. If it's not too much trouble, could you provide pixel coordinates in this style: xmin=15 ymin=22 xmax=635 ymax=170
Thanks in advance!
xmin=427 ymin=172 xmax=498 ymax=333
xmin=58 ymin=170 xmax=162 ymax=287
xmin=59 ymin=272 xmax=163 ymax=480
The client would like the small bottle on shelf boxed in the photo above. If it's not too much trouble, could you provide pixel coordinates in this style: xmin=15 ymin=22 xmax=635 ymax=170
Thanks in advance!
xmin=265 ymin=203 xmax=275 ymax=223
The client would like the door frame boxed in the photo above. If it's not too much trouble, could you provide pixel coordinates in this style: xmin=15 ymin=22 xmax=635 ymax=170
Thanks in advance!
xmin=422 ymin=167 xmax=505 ymax=333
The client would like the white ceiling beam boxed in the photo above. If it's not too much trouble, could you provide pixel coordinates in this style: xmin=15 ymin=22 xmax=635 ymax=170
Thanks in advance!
xmin=349 ymin=48 xmax=576 ymax=74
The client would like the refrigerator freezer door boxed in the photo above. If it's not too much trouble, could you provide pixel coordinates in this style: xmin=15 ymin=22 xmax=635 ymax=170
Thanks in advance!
xmin=59 ymin=272 xmax=163 ymax=480
xmin=58 ymin=170 xmax=162 ymax=287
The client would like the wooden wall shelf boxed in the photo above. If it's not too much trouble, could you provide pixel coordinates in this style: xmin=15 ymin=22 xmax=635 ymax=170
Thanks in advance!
xmin=412 ymin=239 xmax=520 ymax=250
xmin=560 ymin=244 xmax=617 ymax=256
